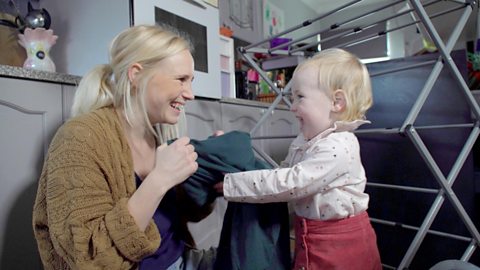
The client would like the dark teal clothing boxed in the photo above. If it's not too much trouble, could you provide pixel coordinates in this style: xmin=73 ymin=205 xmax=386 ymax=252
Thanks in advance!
xmin=181 ymin=131 xmax=291 ymax=270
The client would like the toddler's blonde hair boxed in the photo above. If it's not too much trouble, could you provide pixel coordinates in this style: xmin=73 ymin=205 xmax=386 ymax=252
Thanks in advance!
xmin=295 ymin=48 xmax=373 ymax=121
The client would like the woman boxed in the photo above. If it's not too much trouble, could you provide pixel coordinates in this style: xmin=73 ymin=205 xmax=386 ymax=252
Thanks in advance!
xmin=33 ymin=24 xmax=212 ymax=270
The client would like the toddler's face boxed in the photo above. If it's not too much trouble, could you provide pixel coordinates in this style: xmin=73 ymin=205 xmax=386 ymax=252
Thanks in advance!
xmin=290 ymin=67 xmax=334 ymax=140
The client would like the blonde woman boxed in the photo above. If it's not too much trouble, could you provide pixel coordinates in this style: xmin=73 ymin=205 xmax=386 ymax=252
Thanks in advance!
xmin=33 ymin=24 xmax=212 ymax=270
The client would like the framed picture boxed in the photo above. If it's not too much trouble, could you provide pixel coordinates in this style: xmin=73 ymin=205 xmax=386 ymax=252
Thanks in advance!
xmin=130 ymin=0 xmax=221 ymax=98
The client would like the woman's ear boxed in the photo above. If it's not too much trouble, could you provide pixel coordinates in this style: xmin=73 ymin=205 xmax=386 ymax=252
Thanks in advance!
xmin=127 ymin=63 xmax=143 ymax=88
xmin=332 ymin=89 xmax=346 ymax=113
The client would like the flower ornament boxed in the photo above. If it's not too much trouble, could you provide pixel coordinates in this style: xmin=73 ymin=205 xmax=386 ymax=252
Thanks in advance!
xmin=18 ymin=28 xmax=58 ymax=72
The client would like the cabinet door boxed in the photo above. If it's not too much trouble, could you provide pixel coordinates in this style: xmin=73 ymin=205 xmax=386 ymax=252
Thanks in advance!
xmin=220 ymin=102 xmax=265 ymax=152
xmin=62 ymin=84 xmax=77 ymax=122
xmin=187 ymin=197 xmax=228 ymax=250
xmin=184 ymin=99 xmax=226 ymax=249
xmin=185 ymin=99 xmax=221 ymax=140
xmin=265 ymin=109 xmax=299 ymax=164
xmin=0 ymin=77 xmax=63 ymax=269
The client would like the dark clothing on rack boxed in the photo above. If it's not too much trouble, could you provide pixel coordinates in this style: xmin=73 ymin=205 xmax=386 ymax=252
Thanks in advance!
xmin=181 ymin=131 xmax=291 ymax=270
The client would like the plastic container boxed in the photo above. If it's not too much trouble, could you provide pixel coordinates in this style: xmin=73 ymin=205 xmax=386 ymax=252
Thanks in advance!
xmin=269 ymin=37 xmax=292 ymax=51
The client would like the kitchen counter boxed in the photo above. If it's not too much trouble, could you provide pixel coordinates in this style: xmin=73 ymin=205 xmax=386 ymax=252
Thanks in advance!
xmin=0 ymin=64 xmax=81 ymax=85
xmin=220 ymin=97 xmax=290 ymax=110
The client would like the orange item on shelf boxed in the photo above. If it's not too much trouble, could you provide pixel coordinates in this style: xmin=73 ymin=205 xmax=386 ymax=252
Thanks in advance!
xmin=220 ymin=26 xmax=233 ymax=37
xmin=257 ymin=93 xmax=277 ymax=103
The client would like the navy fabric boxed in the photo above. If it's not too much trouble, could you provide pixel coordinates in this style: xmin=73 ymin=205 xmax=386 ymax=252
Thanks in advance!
xmin=181 ymin=131 xmax=291 ymax=270
xmin=135 ymin=174 xmax=184 ymax=270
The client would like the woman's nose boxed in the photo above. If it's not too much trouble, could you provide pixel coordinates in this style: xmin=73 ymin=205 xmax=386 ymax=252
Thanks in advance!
xmin=183 ymin=84 xmax=195 ymax=100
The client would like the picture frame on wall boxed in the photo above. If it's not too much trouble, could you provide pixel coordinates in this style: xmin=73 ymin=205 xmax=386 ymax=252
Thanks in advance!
xmin=130 ymin=0 xmax=221 ymax=99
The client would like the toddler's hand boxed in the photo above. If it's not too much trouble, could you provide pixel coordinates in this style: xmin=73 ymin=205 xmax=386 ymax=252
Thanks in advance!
xmin=212 ymin=130 xmax=224 ymax=136
xmin=213 ymin=181 xmax=224 ymax=195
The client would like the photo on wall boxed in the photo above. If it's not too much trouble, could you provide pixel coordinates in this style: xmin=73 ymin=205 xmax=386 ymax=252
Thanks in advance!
xmin=155 ymin=7 xmax=208 ymax=73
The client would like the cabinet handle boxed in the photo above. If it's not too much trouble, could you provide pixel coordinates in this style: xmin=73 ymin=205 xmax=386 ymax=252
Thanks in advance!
xmin=260 ymin=109 xmax=275 ymax=115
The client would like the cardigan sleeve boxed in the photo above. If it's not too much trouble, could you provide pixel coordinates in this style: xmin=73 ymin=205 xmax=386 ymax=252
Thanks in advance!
xmin=39 ymin=122 xmax=160 ymax=269
xmin=223 ymin=136 xmax=351 ymax=203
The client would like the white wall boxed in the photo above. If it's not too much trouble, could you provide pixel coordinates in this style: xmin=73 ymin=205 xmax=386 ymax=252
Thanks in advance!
xmin=388 ymin=1 xmax=478 ymax=57
xmin=268 ymin=0 xmax=321 ymax=43
xmin=42 ymin=0 xmax=221 ymax=99
xmin=42 ymin=0 xmax=130 ymax=77
xmin=220 ymin=0 xmax=319 ymax=45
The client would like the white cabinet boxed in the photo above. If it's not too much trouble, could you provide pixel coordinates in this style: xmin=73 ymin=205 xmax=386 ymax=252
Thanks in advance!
xmin=220 ymin=102 xmax=265 ymax=154
xmin=61 ymin=84 xmax=77 ymax=121
xmin=0 ymin=77 xmax=65 ymax=269
xmin=185 ymin=100 xmax=227 ymax=250
xmin=265 ymin=109 xmax=299 ymax=164
xmin=220 ymin=101 xmax=299 ymax=164
xmin=185 ymin=99 xmax=298 ymax=249
xmin=185 ymin=99 xmax=222 ymax=140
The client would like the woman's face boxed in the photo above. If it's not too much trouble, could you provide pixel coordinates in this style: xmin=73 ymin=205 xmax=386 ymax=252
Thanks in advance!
xmin=290 ymin=66 xmax=334 ymax=140
xmin=145 ymin=50 xmax=195 ymax=125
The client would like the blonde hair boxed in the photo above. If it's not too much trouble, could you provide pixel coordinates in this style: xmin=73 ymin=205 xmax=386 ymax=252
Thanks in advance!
xmin=295 ymin=48 xmax=373 ymax=121
xmin=71 ymin=24 xmax=193 ymax=143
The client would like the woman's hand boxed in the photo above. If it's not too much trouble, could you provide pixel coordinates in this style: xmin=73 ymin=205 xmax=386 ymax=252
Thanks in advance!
xmin=150 ymin=136 xmax=198 ymax=191
xmin=129 ymin=137 xmax=197 ymax=231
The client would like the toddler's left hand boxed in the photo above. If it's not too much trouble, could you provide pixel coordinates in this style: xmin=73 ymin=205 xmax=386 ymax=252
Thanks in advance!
xmin=213 ymin=130 xmax=224 ymax=136
xmin=213 ymin=181 xmax=224 ymax=195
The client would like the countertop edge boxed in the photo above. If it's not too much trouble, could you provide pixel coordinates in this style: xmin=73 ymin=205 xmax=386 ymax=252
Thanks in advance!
xmin=0 ymin=64 xmax=81 ymax=85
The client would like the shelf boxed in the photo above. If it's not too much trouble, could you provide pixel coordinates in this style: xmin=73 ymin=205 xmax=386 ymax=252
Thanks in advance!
xmin=219 ymin=36 xmax=235 ymax=98
xmin=261 ymin=55 xmax=306 ymax=70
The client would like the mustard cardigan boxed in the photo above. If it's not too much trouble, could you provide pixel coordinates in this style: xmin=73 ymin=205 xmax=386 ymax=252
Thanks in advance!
xmin=33 ymin=106 xmax=207 ymax=270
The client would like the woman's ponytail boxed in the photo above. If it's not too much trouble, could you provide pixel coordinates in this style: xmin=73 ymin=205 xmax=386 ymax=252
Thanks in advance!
xmin=70 ymin=64 xmax=114 ymax=117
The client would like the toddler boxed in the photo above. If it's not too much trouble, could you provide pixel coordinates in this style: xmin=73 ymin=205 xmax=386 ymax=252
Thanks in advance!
xmin=223 ymin=48 xmax=382 ymax=270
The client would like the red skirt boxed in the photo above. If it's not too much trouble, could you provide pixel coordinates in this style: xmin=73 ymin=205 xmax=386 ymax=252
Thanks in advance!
xmin=293 ymin=211 xmax=381 ymax=270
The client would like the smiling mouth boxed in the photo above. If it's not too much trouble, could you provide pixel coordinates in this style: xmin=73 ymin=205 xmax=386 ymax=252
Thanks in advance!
xmin=170 ymin=101 xmax=184 ymax=112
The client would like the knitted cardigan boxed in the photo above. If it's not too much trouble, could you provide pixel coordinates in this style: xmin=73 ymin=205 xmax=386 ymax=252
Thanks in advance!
xmin=32 ymin=106 xmax=209 ymax=270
